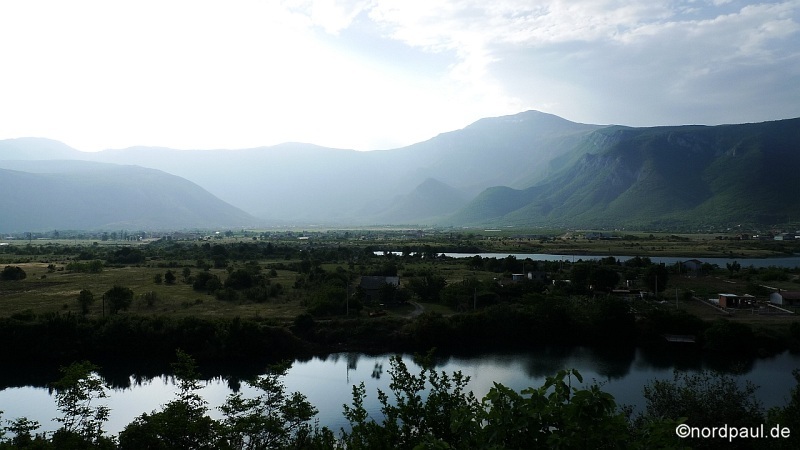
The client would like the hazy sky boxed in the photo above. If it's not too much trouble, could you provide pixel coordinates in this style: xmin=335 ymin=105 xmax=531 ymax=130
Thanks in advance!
xmin=2 ymin=0 xmax=798 ymax=152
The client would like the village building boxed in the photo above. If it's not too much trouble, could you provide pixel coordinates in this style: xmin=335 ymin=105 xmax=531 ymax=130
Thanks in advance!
xmin=359 ymin=276 xmax=400 ymax=303
xmin=711 ymin=293 xmax=756 ymax=308
xmin=584 ymin=232 xmax=614 ymax=240
xmin=511 ymin=271 xmax=548 ymax=283
xmin=681 ymin=259 xmax=703 ymax=273
xmin=769 ymin=290 xmax=800 ymax=307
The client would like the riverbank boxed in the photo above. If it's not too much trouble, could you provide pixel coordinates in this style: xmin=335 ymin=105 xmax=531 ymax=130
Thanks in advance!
xmin=3 ymin=301 xmax=799 ymax=390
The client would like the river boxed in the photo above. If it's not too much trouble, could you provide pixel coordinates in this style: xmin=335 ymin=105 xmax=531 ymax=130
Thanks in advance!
xmin=441 ymin=253 xmax=800 ymax=269
xmin=2 ymin=347 xmax=799 ymax=436
xmin=376 ymin=251 xmax=800 ymax=269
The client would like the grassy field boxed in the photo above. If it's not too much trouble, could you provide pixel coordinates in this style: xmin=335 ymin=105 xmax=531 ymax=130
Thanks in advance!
xmin=1 ymin=231 xmax=798 ymax=328
xmin=0 ymin=261 xmax=308 ymax=321
xmin=496 ymin=233 xmax=795 ymax=258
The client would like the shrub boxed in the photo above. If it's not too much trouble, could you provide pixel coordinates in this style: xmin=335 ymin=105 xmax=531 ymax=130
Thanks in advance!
xmin=104 ymin=285 xmax=134 ymax=314
xmin=1 ymin=265 xmax=27 ymax=281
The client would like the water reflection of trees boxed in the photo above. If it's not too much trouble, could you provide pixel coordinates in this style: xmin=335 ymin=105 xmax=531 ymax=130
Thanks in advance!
xmin=0 ymin=363 xmax=60 ymax=390
xmin=346 ymin=352 xmax=360 ymax=371
xmin=637 ymin=345 xmax=756 ymax=374
xmin=519 ymin=346 xmax=637 ymax=380
xmin=371 ymin=362 xmax=383 ymax=379
xmin=0 ymin=347 xmax=780 ymax=395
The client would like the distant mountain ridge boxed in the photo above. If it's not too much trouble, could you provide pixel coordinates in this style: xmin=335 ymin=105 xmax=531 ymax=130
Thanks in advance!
xmin=450 ymin=118 xmax=800 ymax=228
xmin=0 ymin=161 xmax=256 ymax=231
xmin=367 ymin=178 xmax=471 ymax=224
xmin=2 ymin=111 xmax=799 ymax=230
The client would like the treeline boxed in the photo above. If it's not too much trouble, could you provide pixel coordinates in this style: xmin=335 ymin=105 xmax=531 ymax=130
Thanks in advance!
xmin=0 ymin=240 xmax=302 ymax=267
xmin=4 ymin=300 xmax=798 ymax=374
xmin=2 ymin=351 xmax=800 ymax=449
xmin=0 ymin=314 xmax=305 ymax=368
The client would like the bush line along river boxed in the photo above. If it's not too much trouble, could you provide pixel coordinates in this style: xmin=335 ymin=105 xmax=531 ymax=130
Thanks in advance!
xmin=1 ymin=239 xmax=799 ymax=441
xmin=3 ymin=347 xmax=800 ymax=436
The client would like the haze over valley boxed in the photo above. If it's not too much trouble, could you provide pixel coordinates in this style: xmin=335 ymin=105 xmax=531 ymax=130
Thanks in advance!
xmin=2 ymin=111 xmax=799 ymax=232
xmin=2 ymin=1 xmax=798 ymax=232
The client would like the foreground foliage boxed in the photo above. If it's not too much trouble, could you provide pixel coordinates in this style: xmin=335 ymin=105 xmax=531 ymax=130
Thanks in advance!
xmin=3 ymin=351 xmax=799 ymax=449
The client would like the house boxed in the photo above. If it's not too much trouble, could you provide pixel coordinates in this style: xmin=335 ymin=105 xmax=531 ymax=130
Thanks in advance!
xmin=713 ymin=293 xmax=756 ymax=308
xmin=770 ymin=290 xmax=800 ymax=307
xmin=682 ymin=259 xmax=704 ymax=273
xmin=359 ymin=276 xmax=400 ymax=303
xmin=511 ymin=271 xmax=548 ymax=283
xmin=585 ymin=232 xmax=613 ymax=240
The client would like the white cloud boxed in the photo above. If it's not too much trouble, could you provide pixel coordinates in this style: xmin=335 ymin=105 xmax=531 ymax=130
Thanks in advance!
xmin=0 ymin=0 xmax=798 ymax=151
xmin=362 ymin=0 xmax=800 ymax=125
xmin=298 ymin=0 xmax=374 ymax=35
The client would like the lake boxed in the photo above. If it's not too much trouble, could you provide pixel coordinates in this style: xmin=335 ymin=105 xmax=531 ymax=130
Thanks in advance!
xmin=2 ymin=346 xmax=799 ymax=436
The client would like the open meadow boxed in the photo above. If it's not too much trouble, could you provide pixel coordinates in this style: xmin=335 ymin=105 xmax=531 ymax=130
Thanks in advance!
xmin=1 ymin=229 xmax=799 ymax=344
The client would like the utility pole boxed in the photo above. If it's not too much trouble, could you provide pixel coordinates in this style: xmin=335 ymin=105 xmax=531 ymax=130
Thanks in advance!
xmin=655 ymin=276 xmax=658 ymax=297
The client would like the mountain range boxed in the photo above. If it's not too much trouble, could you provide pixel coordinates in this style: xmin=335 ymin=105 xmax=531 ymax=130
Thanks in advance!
xmin=1 ymin=111 xmax=798 ymax=231
xmin=0 ymin=160 xmax=256 ymax=231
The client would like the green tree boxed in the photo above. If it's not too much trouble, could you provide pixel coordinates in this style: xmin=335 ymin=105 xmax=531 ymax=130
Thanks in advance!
xmin=638 ymin=370 xmax=763 ymax=449
xmin=118 ymin=350 xmax=220 ymax=450
xmin=109 ymin=247 xmax=145 ymax=264
xmin=308 ymin=285 xmax=357 ymax=316
xmin=78 ymin=289 xmax=94 ymax=315
xmin=2 ymin=416 xmax=44 ymax=448
xmin=644 ymin=264 xmax=669 ymax=293
xmin=193 ymin=271 xmax=222 ymax=293
xmin=103 ymin=285 xmax=133 ymax=314
xmin=341 ymin=354 xmax=482 ymax=449
xmin=142 ymin=291 xmax=158 ymax=308
xmin=767 ymin=369 xmax=800 ymax=449
xmin=87 ymin=260 xmax=104 ymax=273
xmin=0 ymin=265 xmax=26 ymax=281
xmin=50 ymin=361 xmax=111 ymax=446
xmin=225 ymin=269 xmax=255 ymax=290
xmin=569 ymin=263 xmax=592 ymax=294
xmin=480 ymin=369 xmax=634 ymax=449
xmin=340 ymin=356 xmax=680 ymax=449
xmin=569 ymin=263 xmax=622 ymax=293
xmin=703 ymin=319 xmax=755 ymax=353
xmin=164 ymin=269 xmax=176 ymax=285
xmin=624 ymin=256 xmax=652 ymax=268
xmin=406 ymin=270 xmax=447 ymax=303
xmin=588 ymin=265 xmax=621 ymax=292
xmin=218 ymin=362 xmax=332 ymax=449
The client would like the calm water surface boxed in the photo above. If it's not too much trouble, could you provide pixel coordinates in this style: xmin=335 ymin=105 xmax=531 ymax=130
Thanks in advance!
xmin=438 ymin=252 xmax=800 ymax=269
xmin=2 ymin=347 xmax=799 ymax=436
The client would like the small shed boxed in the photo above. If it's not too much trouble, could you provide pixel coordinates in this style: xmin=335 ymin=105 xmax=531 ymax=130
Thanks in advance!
xmin=716 ymin=293 xmax=755 ymax=308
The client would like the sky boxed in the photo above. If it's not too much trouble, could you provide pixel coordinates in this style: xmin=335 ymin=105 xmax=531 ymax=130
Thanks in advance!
xmin=1 ymin=0 xmax=798 ymax=152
